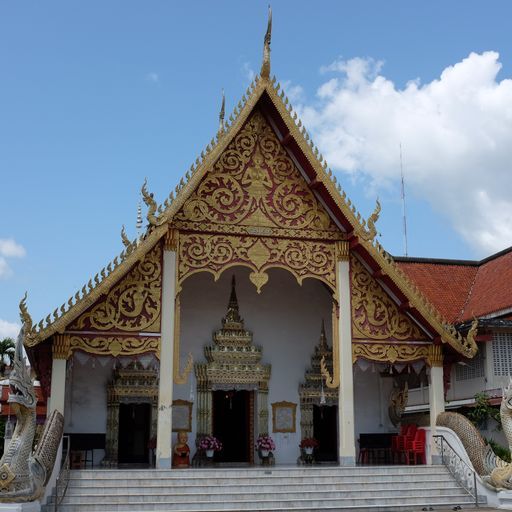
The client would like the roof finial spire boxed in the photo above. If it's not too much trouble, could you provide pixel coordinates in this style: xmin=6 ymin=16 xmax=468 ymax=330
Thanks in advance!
xmin=260 ymin=5 xmax=272 ymax=79
xmin=222 ymin=275 xmax=243 ymax=328
xmin=218 ymin=88 xmax=225 ymax=134
xmin=319 ymin=319 xmax=328 ymax=350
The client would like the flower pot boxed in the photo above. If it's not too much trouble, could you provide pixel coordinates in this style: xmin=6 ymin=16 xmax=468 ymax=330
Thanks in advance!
xmin=304 ymin=447 xmax=314 ymax=455
xmin=206 ymin=449 xmax=214 ymax=458
xmin=260 ymin=449 xmax=269 ymax=457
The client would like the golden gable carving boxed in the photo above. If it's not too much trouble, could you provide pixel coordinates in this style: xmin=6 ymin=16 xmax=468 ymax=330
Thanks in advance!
xmin=173 ymin=110 xmax=339 ymax=239
xmin=351 ymin=255 xmax=427 ymax=341
xmin=70 ymin=244 xmax=162 ymax=332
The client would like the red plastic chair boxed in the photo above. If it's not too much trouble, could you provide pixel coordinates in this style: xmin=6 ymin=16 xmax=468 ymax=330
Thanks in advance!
xmin=405 ymin=428 xmax=426 ymax=465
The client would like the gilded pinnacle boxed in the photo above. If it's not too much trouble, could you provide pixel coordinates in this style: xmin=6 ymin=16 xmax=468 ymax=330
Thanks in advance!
xmin=260 ymin=5 xmax=272 ymax=79
xmin=219 ymin=89 xmax=226 ymax=134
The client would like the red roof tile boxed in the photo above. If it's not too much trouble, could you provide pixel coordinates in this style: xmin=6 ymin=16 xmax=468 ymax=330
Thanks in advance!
xmin=462 ymin=249 xmax=512 ymax=320
xmin=397 ymin=261 xmax=477 ymax=322
xmin=396 ymin=247 xmax=512 ymax=324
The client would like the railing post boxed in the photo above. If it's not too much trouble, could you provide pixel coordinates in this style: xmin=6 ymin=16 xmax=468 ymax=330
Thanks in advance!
xmin=474 ymin=470 xmax=478 ymax=507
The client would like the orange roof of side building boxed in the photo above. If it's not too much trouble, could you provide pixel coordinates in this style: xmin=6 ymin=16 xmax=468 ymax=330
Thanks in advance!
xmin=396 ymin=246 xmax=512 ymax=324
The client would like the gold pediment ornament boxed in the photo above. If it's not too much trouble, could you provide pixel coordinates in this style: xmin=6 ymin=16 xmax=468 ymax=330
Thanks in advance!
xmin=351 ymin=255 xmax=427 ymax=342
xmin=177 ymin=232 xmax=336 ymax=293
xmin=68 ymin=335 xmax=160 ymax=358
xmin=70 ymin=244 xmax=162 ymax=333
xmin=352 ymin=342 xmax=430 ymax=365
xmin=174 ymin=110 xmax=339 ymax=240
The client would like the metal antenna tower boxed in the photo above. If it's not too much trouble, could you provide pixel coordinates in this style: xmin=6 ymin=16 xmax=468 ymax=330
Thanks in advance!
xmin=400 ymin=143 xmax=408 ymax=257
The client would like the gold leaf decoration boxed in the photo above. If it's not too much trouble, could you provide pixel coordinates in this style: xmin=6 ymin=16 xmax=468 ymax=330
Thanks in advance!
xmin=71 ymin=244 xmax=162 ymax=332
xmin=352 ymin=342 xmax=430 ymax=364
xmin=173 ymin=110 xmax=339 ymax=240
xmin=351 ymin=255 xmax=427 ymax=341
xmin=68 ymin=335 xmax=160 ymax=358
xmin=178 ymin=233 xmax=336 ymax=293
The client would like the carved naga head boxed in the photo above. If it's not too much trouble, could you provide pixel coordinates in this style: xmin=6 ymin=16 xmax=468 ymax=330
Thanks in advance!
xmin=8 ymin=297 xmax=36 ymax=410
xmin=502 ymin=377 xmax=512 ymax=410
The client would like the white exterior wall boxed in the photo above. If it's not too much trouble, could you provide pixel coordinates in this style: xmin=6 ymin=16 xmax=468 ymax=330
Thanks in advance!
xmin=353 ymin=366 xmax=397 ymax=458
xmin=173 ymin=268 xmax=333 ymax=464
xmin=63 ymin=267 xmax=390 ymax=465
xmin=64 ymin=359 xmax=113 ymax=464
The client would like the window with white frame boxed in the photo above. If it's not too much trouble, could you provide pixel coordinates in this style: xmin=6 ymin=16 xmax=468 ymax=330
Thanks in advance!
xmin=455 ymin=348 xmax=485 ymax=381
xmin=492 ymin=332 xmax=512 ymax=376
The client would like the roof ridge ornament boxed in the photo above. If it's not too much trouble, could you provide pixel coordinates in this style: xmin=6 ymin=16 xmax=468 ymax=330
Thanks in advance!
xmin=218 ymin=89 xmax=225 ymax=134
xmin=120 ymin=225 xmax=131 ymax=248
xmin=359 ymin=198 xmax=381 ymax=242
xmin=141 ymin=178 xmax=165 ymax=227
xmin=260 ymin=5 xmax=272 ymax=80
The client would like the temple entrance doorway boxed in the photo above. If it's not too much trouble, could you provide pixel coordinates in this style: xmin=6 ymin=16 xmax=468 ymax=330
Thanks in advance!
xmin=117 ymin=403 xmax=151 ymax=464
xmin=313 ymin=405 xmax=338 ymax=462
xmin=213 ymin=390 xmax=254 ymax=463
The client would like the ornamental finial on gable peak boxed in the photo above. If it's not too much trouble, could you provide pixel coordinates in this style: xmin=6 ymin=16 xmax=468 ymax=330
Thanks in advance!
xmin=260 ymin=5 xmax=272 ymax=80
xmin=218 ymin=89 xmax=225 ymax=134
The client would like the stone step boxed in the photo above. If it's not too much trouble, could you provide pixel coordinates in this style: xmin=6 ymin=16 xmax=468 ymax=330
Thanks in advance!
xmin=43 ymin=493 xmax=477 ymax=512
xmin=62 ymin=479 xmax=460 ymax=495
xmin=67 ymin=474 xmax=452 ymax=488
xmin=70 ymin=465 xmax=449 ymax=479
xmin=55 ymin=487 xmax=469 ymax=504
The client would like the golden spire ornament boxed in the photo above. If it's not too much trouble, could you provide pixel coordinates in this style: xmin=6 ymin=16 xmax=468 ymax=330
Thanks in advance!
xmin=260 ymin=5 xmax=272 ymax=79
xmin=218 ymin=89 xmax=225 ymax=134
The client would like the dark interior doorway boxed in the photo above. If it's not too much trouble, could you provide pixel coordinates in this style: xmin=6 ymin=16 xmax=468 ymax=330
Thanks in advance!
xmin=118 ymin=403 xmax=151 ymax=464
xmin=213 ymin=390 xmax=251 ymax=463
xmin=313 ymin=404 xmax=338 ymax=462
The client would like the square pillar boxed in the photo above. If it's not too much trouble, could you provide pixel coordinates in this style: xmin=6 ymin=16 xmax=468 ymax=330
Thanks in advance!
xmin=156 ymin=236 xmax=177 ymax=469
xmin=428 ymin=345 xmax=445 ymax=464
xmin=336 ymin=243 xmax=356 ymax=466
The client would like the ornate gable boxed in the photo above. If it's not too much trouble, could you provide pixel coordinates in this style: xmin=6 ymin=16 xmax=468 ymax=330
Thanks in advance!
xmin=174 ymin=110 xmax=339 ymax=240
xmin=351 ymin=255 xmax=427 ymax=342
xmin=69 ymin=243 xmax=162 ymax=333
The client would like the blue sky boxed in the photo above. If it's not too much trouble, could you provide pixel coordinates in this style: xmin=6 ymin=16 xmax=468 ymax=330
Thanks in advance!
xmin=2 ymin=1 xmax=512 ymax=335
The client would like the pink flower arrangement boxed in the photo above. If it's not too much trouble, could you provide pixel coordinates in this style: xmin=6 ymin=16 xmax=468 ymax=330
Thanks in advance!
xmin=255 ymin=434 xmax=275 ymax=451
xmin=299 ymin=438 xmax=319 ymax=449
xmin=198 ymin=435 xmax=223 ymax=452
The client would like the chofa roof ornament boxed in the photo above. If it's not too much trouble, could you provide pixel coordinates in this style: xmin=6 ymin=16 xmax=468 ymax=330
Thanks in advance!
xmin=260 ymin=5 xmax=272 ymax=79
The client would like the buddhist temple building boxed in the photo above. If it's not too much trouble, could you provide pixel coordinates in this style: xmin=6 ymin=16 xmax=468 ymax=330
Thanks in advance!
xmin=20 ymin=11 xmax=511 ymax=471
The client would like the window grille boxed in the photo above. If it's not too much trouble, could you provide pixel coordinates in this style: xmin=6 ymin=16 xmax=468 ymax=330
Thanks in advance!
xmin=455 ymin=348 xmax=485 ymax=381
xmin=492 ymin=332 xmax=512 ymax=376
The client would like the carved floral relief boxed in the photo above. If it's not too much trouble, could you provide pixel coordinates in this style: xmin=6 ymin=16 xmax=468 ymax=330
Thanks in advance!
xmin=70 ymin=244 xmax=162 ymax=332
xmin=351 ymin=255 xmax=427 ymax=341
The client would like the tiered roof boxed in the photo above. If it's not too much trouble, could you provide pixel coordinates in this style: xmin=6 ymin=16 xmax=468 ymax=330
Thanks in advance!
xmin=21 ymin=10 xmax=481 ymax=359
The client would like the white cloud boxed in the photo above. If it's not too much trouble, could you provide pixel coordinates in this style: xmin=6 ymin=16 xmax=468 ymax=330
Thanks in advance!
xmin=281 ymin=80 xmax=305 ymax=104
xmin=0 ymin=319 xmax=20 ymax=340
xmin=145 ymin=72 xmax=159 ymax=83
xmin=0 ymin=239 xmax=25 ymax=279
xmin=300 ymin=51 xmax=512 ymax=255
xmin=0 ymin=239 xmax=25 ymax=258
xmin=242 ymin=62 xmax=255 ymax=83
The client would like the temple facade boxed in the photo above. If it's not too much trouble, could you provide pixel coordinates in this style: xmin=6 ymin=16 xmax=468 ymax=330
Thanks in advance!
xmin=21 ymin=14 xmax=499 ymax=470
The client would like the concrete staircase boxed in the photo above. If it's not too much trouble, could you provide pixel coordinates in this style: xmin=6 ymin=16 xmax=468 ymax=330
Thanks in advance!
xmin=43 ymin=465 xmax=482 ymax=512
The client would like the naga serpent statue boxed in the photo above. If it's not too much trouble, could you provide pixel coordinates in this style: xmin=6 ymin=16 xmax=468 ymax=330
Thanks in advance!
xmin=437 ymin=378 xmax=512 ymax=491
xmin=0 ymin=298 xmax=64 ymax=502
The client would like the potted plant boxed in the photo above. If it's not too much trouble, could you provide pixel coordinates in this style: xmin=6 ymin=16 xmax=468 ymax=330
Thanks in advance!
xmin=299 ymin=437 xmax=319 ymax=455
xmin=255 ymin=434 xmax=275 ymax=458
xmin=198 ymin=435 xmax=223 ymax=458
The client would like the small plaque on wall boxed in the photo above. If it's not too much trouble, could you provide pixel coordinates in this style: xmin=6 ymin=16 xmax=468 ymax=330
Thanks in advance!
xmin=172 ymin=399 xmax=192 ymax=432
xmin=272 ymin=401 xmax=297 ymax=433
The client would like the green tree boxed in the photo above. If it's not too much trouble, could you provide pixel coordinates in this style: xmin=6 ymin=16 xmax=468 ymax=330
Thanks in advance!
xmin=466 ymin=392 xmax=501 ymax=430
xmin=0 ymin=338 xmax=15 ymax=376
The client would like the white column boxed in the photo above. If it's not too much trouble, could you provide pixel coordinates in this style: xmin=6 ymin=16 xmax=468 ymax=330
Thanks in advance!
xmin=337 ymin=248 xmax=356 ymax=466
xmin=428 ymin=345 xmax=445 ymax=464
xmin=156 ymin=244 xmax=176 ymax=469
xmin=49 ymin=336 xmax=68 ymax=415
